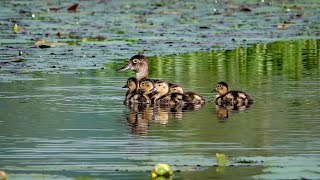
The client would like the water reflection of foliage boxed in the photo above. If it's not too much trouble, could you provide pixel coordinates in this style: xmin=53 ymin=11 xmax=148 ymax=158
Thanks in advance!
xmin=148 ymin=39 xmax=319 ymax=85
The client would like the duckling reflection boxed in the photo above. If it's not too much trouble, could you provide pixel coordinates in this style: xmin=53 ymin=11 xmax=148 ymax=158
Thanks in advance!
xmin=211 ymin=81 xmax=253 ymax=109
xmin=215 ymin=105 xmax=230 ymax=120
xmin=126 ymin=104 xmax=153 ymax=135
xmin=154 ymin=107 xmax=169 ymax=125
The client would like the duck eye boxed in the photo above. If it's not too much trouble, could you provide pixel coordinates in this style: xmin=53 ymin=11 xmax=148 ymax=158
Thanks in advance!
xmin=132 ymin=59 xmax=138 ymax=63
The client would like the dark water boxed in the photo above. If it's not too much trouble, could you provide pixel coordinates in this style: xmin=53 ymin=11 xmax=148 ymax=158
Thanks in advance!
xmin=0 ymin=39 xmax=319 ymax=179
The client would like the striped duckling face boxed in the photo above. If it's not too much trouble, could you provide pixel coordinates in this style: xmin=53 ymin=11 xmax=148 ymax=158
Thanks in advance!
xmin=123 ymin=77 xmax=138 ymax=93
xmin=139 ymin=79 xmax=156 ymax=95
xmin=154 ymin=80 xmax=170 ymax=96
xmin=170 ymin=84 xmax=184 ymax=94
xmin=212 ymin=81 xmax=229 ymax=96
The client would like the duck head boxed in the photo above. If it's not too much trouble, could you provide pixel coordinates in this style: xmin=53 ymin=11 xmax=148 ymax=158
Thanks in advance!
xmin=154 ymin=80 xmax=170 ymax=98
xmin=123 ymin=77 xmax=138 ymax=93
xmin=170 ymin=84 xmax=184 ymax=94
xmin=116 ymin=54 xmax=149 ymax=81
xmin=139 ymin=78 xmax=156 ymax=95
xmin=211 ymin=81 xmax=229 ymax=95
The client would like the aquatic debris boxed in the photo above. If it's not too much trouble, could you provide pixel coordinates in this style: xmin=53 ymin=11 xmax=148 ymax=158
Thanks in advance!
xmin=0 ymin=171 xmax=6 ymax=180
xmin=235 ymin=159 xmax=262 ymax=164
xmin=68 ymin=3 xmax=79 ymax=12
xmin=12 ymin=23 xmax=19 ymax=33
xmin=277 ymin=24 xmax=289 ymax=30
xmin=151 ymin=163 xmax=173 ymax=179
xmin=239 ymin=6 xmax=252 ymax=12
xmin=34 ymin=39 xmax=68 ymax=48
xmin=216 ymin=153 xmax=228 ymax=166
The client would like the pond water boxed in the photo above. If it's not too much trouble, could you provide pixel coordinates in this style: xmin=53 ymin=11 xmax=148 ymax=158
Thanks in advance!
xmin=0 ymin=39 xmax=319 ymax=179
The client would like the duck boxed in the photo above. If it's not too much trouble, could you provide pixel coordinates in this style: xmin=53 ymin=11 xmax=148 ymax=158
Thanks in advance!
xmin=122 ymin=77 xmax=138 ymax=105
xmin=116 ymin=54 xmax=149 ymax=90
xmin=152 ymin=80 xmax=186 ymax=106
xmin=170 ymin=84 xmax=207 ymax=104
xmin=129 ymin=78 xmax=158 ymax=104
xmin=136 ymin=78 xmax=157 ymax=103
xmin=152 ymin=80 xmax=171 ymax=105
xmin=211 ymin=81 xmax=253 ymax=109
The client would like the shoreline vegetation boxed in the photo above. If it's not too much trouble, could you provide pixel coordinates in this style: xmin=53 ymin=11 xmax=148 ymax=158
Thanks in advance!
xmin=0 ymin=0 xmax=319 ymax=77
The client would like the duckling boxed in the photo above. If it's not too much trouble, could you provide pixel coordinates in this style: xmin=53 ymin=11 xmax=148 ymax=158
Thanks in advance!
xmin=123 ymin=77 xmax=138 ymax=105
xmin=211 ymin=81 xmax=253 ymax=108
xmin=152 ymin=80 xmax=172 ymax=105
xmin=135 ymin=78 xmax=157 ymax=104
xmin=170 ymin=84 xmax=206 ymax=104
xmin=116 ymin=54 xmax=149 ymax=82
xmin=152 ymin=80 xmax=186 ymax=106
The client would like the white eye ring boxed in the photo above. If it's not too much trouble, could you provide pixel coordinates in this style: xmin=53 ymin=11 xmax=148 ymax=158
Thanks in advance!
xmin=132 ymin=59 xmax=139 ymax=63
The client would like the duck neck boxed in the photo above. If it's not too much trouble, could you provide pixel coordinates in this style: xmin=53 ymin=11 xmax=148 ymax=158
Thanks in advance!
xmin=136 ymin=68 xmax=148 ymax=81
xmin=155 ymin=89 xmax=169 ymax=101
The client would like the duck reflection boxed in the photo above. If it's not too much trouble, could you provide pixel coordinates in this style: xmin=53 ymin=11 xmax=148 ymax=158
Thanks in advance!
xmin=126 ymin=104 xmax=153 ymax=135
xmin=124 ymin=102 xmax=205 ymax=135
xmin=211 ymin=81 xmax=254 ymax=120
xmin=215 ymin=100 xmax=253 ymax=120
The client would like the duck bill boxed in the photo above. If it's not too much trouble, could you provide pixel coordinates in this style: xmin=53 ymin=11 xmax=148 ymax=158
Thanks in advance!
xmin=211 ymin=89 xmax=217 ymax=93
xmin=149 ymin=87 xmax=157 ymax=93
xmin=122 ymin=84 xmax=128 ymax=88
xmin=116 ymin=62 xmax=132 ymax=72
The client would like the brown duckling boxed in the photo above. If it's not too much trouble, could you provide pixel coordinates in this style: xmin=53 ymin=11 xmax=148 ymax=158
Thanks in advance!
xmin=211 ymin=81 xmax=253 ymax=108
xmin=170 ymin=84 xmax=206 ymax=104
xmin=116 ymin=54 xmax=149 ymax=82
xmin=122 ymin=77 xmax=138 ymax=105
xmin=131 ymin=78 xmax=157 ymax=104
xmin=152 ymin=80 xmax=171 ymax=105
xmin=153 ymin=80 xmax=186 ymax=106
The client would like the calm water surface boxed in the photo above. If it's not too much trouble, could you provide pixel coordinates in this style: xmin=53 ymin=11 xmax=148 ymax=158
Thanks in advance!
xmin=0 ymin=39 xmax=320 ymax=179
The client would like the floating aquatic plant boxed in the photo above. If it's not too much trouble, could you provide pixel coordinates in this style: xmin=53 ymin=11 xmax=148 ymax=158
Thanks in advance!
xmin=151 ymin=163 xmax=173 ymax=179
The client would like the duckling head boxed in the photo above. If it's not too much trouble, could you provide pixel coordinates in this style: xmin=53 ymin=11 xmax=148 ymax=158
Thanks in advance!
xmin=139 ymin=78 xmax=156 ymax=95
xmin=116 ymin=54 xmax=149 ymax=81
xmin=211 ymin=81 xmax=229 ymax=95
xmin=155 ymin=80 xmax=170 ymax=97
xmin=123 ymin=77 xmax=138 ymax=93
xmin=170 ymin=84 xmax=184 ymax=94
